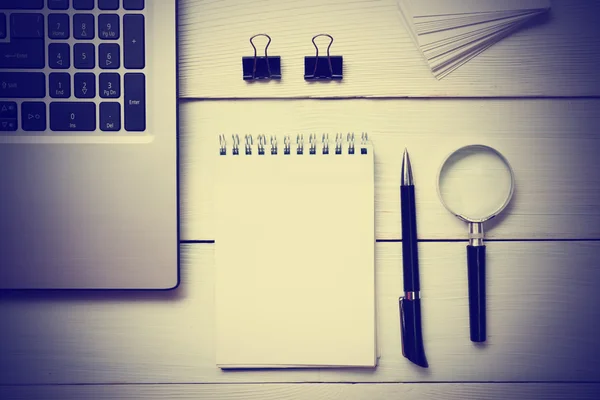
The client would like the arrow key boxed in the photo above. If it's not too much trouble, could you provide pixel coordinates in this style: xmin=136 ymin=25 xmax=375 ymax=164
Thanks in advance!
xmin=74 ymin=14 xmax=95 ymax=40
xmin=0 ymin=118 xmax=17 ymax=132
xmin=49 ymin=43 xmax=70 ymax=69
xmin=21 ymin=102 xmax=46 ymax=131
xmin=99 ymin=43 xmax=120 ymax=69
xmin=0 ymin=101 xmax=17 ymax=118
xmin=75 ymin=72 xmax=95 ymax=99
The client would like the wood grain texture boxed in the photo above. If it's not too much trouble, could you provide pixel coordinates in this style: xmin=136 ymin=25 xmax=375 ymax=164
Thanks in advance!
xmin=178 ymin=0 xmax=600 ymax=98
xmin=2 ymin=383 xmax=600 ymax=400
xmin=179 ymin=99 xmax=600 ymax=241
xmin=1 ymin=242 xmax=599 ymax=384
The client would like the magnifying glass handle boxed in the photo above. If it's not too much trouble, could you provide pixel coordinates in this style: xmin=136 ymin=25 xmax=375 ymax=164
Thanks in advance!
xmin=467 ymin=244 xmax=486 ymax=342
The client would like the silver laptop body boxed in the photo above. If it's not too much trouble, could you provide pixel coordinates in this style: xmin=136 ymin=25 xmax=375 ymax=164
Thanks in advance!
xmin=0 ymin=0 xmax=179 ymax=289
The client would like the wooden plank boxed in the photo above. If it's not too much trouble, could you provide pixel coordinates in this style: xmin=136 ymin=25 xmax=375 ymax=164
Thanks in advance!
xmin=179 ymin=99 xmax=600 ymax=241
xmin=178 ymin=0 xmax=600 ymax=98
xmin=1 ymin=242 xmax=599 ymax=384
xmin=2 ymin=383 xmax=600 ymax=400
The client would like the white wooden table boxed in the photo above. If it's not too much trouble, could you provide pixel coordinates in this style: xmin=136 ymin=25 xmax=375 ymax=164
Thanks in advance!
xmin=2 ymin=1 xmax=600 ymax=399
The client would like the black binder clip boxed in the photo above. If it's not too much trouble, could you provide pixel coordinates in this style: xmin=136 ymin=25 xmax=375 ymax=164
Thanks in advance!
xmin=242 ymin=34 xmax=281 ymax=81
xmin=304 ymin=34 xmax=343 ymax=81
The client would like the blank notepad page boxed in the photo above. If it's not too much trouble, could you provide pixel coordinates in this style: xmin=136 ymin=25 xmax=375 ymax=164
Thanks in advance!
xmin=214 ymin=134 xmax=376 ymax=368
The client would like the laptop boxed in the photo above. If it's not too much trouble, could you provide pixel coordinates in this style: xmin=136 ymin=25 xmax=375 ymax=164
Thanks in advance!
xmin=0 ymin=0 xmax=179 ymax=289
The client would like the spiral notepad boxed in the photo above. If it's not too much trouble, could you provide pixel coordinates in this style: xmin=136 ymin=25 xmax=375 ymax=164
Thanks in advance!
xmin=214 ymin=133 xmax=376 ymax=369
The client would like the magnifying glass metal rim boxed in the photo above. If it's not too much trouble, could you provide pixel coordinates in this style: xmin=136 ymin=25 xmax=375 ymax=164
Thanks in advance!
xmin=436 ymin=144 xmax=516 ymax=224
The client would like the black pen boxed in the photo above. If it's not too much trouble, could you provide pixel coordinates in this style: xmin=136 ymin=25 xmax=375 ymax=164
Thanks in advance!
xmin=399 ymin=149 xmax=428 ymax=368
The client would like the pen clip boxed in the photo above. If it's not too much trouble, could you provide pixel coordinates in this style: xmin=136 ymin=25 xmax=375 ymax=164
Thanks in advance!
xmin=399 ymin=296 xmax=408 ymax=359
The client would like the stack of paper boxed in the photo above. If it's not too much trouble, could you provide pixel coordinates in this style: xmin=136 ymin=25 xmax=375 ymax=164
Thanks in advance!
xmin=397 ymin=0 xmax=551 ymax=79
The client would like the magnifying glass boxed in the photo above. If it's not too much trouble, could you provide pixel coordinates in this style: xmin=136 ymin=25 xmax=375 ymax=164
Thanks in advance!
xmin=436 ymin=144 xmax=515 ymax=343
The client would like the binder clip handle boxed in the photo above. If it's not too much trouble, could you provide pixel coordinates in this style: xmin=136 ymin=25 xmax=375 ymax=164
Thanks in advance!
xmin=243 ymin=33 xmax=282 ymax=81
xmin=250 ymin=33 xmax=272 ymax=77
xmin=312 ymin=34 xmax=334 ymax=63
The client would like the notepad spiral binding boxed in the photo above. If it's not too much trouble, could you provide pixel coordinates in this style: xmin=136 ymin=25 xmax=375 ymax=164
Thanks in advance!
xmin=219 ymin=133 xmax=370 ymax=156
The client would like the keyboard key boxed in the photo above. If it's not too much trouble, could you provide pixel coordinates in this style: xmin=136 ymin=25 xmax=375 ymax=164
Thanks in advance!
xmin=49 ymin=43 xmax=70 ymax=69
xmin=0 ymin=13 xmax=5 ymax=39
xmin=50 ymin=102 xmax=96 ymax=131
xmin=48 ymin=14 xmax=69 ymax=39
xmin=73 ymin=0 xmax=94 ymax=10
xmin=100 ymin=102 xmax=120 ymax=131
xmin=99 ymin=72 xmax=119 ymax=98
xmin=99 ymin=43 xmax=119 ymax=69
xmin=0 ymin=39 xmax=44 ymax=68
xmin=0 ymin=0 xmax=43 ymax=9
xmin=98 ymin=13 xmax=119 ymax=39
xmin=123 ymin=0 xmax=142 ymax=10
xmin=0 ymin=101 xmax=17 ymax=118
xmin=48 ymin=0 xmax=69 ymax=10
xmin=123 ymin=14 xmax=144 ymax=69
xmin=74 ymin=72 xmax=95 ymax=98
xmin=0 ymin=118 xmax=17 ymax=131
xmin=124 ymin=73 xmax=145 ymax=131
xmin=74 ymin=43 xmax=95 ymax=68
xmin=0 ymin=72 xmax=45 ymax=98
xmin=21 ymin=102 xmax=46 ymax=131
xmin=49 ymin=72 xmax=70 ymax=98
xmin=99 ymin=0 xmax=118 ymax=10
xmin=11 ymin=13 xmax=44 ymax=38
xmin=73 ymin=14 xmax=94 ymax=39
xmin=0 ymin=100 xmax=17 ymax=129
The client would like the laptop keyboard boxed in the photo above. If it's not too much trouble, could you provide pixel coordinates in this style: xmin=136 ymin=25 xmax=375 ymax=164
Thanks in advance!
xmin=0 ymin=0 xmax=146 ymax=135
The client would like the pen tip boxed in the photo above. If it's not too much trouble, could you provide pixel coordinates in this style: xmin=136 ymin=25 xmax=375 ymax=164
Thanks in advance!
xmin=401 ymin=149 xmax=414 ymax=186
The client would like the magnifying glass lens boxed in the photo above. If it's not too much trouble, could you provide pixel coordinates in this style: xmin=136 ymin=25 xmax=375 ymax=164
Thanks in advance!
xmin=438 ymin=146 xmax=513 ymax=221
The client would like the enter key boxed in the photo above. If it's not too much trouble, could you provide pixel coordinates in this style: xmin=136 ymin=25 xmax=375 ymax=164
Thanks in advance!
xmin=124 ymin=73 xmax=145 ymax=132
